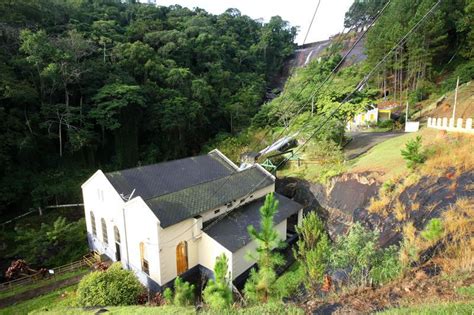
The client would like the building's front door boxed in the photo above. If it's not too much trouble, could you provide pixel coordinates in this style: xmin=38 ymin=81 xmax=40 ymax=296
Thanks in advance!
xmin=115 ymin=242 xmax=121 ymax=261
xmin=176 ymin=241 xmax=188 ymax=275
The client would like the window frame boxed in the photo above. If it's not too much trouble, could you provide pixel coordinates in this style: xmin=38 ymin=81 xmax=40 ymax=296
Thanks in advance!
xmin=90 ymin=212 xmax=97 ymax=236
xmin=101 ymin=218 xmax=108 ymax=245
xmin=114 ymin=226 xmax=121 ymax=244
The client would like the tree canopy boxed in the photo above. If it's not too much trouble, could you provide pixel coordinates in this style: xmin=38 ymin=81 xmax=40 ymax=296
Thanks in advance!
xmin=0 ymin=0 xmax=296 ymax=217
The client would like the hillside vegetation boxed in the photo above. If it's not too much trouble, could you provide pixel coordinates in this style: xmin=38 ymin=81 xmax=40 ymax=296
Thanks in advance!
xmin=0 ymin=0 xmax=296 ymax=218
xmin=210 ymin=0 xmax=473 ymax=174
xmin=1 ymin=0 xmax=473 ymax=314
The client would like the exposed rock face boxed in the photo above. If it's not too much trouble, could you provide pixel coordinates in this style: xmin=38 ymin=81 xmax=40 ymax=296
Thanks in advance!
xmin=355 ymin=170 xmax=474 ymax=247
xmin=277 ymin=170 xmax=473 ymax=246
xmin=276 ymin=172 xmax=381 ymax=240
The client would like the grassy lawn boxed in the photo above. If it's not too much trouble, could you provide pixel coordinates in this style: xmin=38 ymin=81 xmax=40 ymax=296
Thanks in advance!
xmin=378 ymin=300 xmax=474 ymax=314
xmin=0 ymin=268 xmax=89 ymax=300
xmin=30 ymin=305 xmax=196 ymax=315
xmin=31 ymin=303 xmax=303 ymax=315
xmin=0 ymin=284 xmax=78 ymax=315
xmin=348 ymin=131 xmax=416 ymax=180
xmin=348 ymin=128 xmax=441 ymax=180
xmin=456 ymin=284 xmax=474 ymax=298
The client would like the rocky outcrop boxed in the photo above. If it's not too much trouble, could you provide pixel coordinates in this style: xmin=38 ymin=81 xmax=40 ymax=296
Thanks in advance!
xmin=277 ymin=169 xmax=473 ymax=247
xmin=276 ymin=172 xmax=381 ymax=240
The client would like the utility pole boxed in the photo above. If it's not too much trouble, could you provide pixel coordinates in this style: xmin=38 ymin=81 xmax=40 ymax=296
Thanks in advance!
xmin=405 ymin=100 xmax=409 ymax=124
xmin=452 ymin=76 xmax=460 ymax=120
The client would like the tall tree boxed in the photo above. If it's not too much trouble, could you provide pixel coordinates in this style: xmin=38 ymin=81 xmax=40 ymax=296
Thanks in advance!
xmin=294 ymin=212 xmax=331 ymax=295
xmin=244 ymin=193 xmax=286 ymax=303
xmin=203 ymin=253 xmax=233 ymax=310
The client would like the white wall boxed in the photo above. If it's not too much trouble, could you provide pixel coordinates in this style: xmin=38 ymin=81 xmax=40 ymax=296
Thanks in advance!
xmin=81 ymin=171 xmax=126 ymax=263
xmin=347 ymin=108 xmax=379 ymax=130
xmin=198 ymin=233 xmax=232 ymax=275
xmin=123 ymin=197 xmax=161 ymax=286
xmin=157 ymin=184 xmax=274 ymax=285
xmin=82 ymin=167 xmax=278 ymax=287
xmin=82 ymin=171 xmax=162 ymax=287
xmin=158 ymin=218 xmax=199 ymax=285
xmin=230 ymin=219 xmax=287 ymax=280
xmin=427 ymin=117 xmax=473 ymax=134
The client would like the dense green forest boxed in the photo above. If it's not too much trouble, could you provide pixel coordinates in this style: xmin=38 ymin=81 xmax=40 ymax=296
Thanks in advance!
xmin=0 ymin=0 xmax=472 ymax=219
xmin=0 ymin=0 xmax=296 ymax=217
xmin=210 ymin=0 xmax=473 ymax=179
xmin=259 ymin=0 xmax=473 ymax=130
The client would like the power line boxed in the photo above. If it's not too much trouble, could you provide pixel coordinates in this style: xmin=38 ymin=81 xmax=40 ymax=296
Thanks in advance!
xmin=303 ymin=0 xmax=322 ymax=45
xmin=159 ymin=0 xmax=390 ymax=247
xmin=248 ymin=0 xmax=329 ymax=154
xmin=160 ymin=0 xmax=329 ymax=247
xmin=160 ymin=0 xmax=441 ymax=247
xmin=268 ymin=0 xmax=393 ymax=145
xmin=201 ymin=0 xmax=441 ymax=241
xmin=250 ymin=0 xmax=391 ymax=158
xmin=281 ymin=0 xmax=443 ymax=163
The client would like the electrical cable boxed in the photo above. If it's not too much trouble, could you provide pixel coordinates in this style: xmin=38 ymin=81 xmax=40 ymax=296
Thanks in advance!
xmin=158 ymin=0 xmax=391 ymax=247
xmin=158 ymin=0 xmax=441 ymax=247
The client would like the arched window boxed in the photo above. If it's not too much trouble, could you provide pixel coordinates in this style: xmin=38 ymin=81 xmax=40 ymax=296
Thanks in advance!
xmin=101 ymin=218 xmax=108 ymax=245
xmin=114 ymin=226 xmax=121 ymax=261
xmin=176 ymin=241 xmax=188 ymax=275
xmin=90 ymin=212 xmax=97 ymax=236
xmin=140 ymin=242 xmax=149 ymax=275
xmin=114 ymin=226 xmax=120 ymax=244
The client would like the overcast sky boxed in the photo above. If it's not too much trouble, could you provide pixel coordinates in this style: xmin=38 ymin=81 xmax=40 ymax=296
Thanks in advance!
xmin=150 ymin=0 xmax=354 ymax=45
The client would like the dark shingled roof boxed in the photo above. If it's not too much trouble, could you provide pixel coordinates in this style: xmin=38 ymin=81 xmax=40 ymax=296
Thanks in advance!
xmin=146 ymin=166 xmax=274 ymax=228
xmin=204 ymin=193 xmax=302 ymax=252
xmin=105 ymin=151 xmax=236 ymax=200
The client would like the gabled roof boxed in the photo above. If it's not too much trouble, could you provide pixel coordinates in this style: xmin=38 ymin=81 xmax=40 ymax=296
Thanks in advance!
xmin=204 ymin=193 xmax=302 ymax=252
xmin=105 ymin=150 xmax=237 ymax=200
xmin=146 ymin=166 xmax=274 ymax=228
xmin=377 ymin=100 xmax=400 ymax=110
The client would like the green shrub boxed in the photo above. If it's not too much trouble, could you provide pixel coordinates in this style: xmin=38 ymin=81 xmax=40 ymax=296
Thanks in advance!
xmin=203 ymin=254 xmax=233 ymax=310
xmin=164 ymin=277 xmax=195 ymax=307
xmin=421 ymin=218 xmax=444 ymax=242
xmin=244 ymin=193 xmax=286 ymax=304
xmin=331 ymin=223 xmax=378 ymax=286
xmin=77 ymin=262 xmax=144 ymax=306
xmin=14 ymin=217 xmax=88 ymax=267
xmin=381 ymin=180 xmax=396 ymax=195
xmin=441 ymin=60 xmax=474 ymax=93
xmin=163 ymin=287 xmax=173 ymax=304
xmin=244 ymin=267 xmax=279 ymax=304
xmin=377 ymin=119 xmax=394 ymax=129
xmin=370 ymin=245 xmax=402 ymax=285
xmin=401 ymin=136 xmax=426 ymax=170
xmin=331 ymin=223 xmax=403 ymax=286
xmin=456 ymin=284 xmax=474 ymax=297
xmin=273 ymin=263 xmax=304 ymax=300
xmin=293 ymin=212 xmax=331 ymax=294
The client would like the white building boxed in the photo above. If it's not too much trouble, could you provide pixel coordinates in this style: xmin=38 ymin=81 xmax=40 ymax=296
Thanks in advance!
xmin=346 ymin=104 xmax=394 ymax=131
xmin=81 ymin=149 xmax=302 ymax=291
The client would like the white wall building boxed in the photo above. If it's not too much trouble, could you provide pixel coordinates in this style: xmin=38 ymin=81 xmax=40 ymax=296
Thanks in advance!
xmin=81 ymin=149 xmax=302 ymax=291
xmin=346 ymin=104 xmax=394 ymax=131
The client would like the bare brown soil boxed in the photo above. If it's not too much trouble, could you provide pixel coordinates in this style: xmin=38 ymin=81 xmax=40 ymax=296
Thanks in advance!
xmin=424 ymin=82 xmax=474 ymax=119
xmin=305 ymin=265 xmax=474 ymax=314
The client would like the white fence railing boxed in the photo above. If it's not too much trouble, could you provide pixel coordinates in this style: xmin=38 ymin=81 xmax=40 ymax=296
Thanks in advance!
xmin=427 ymin=117 xmax=473 ymax=134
